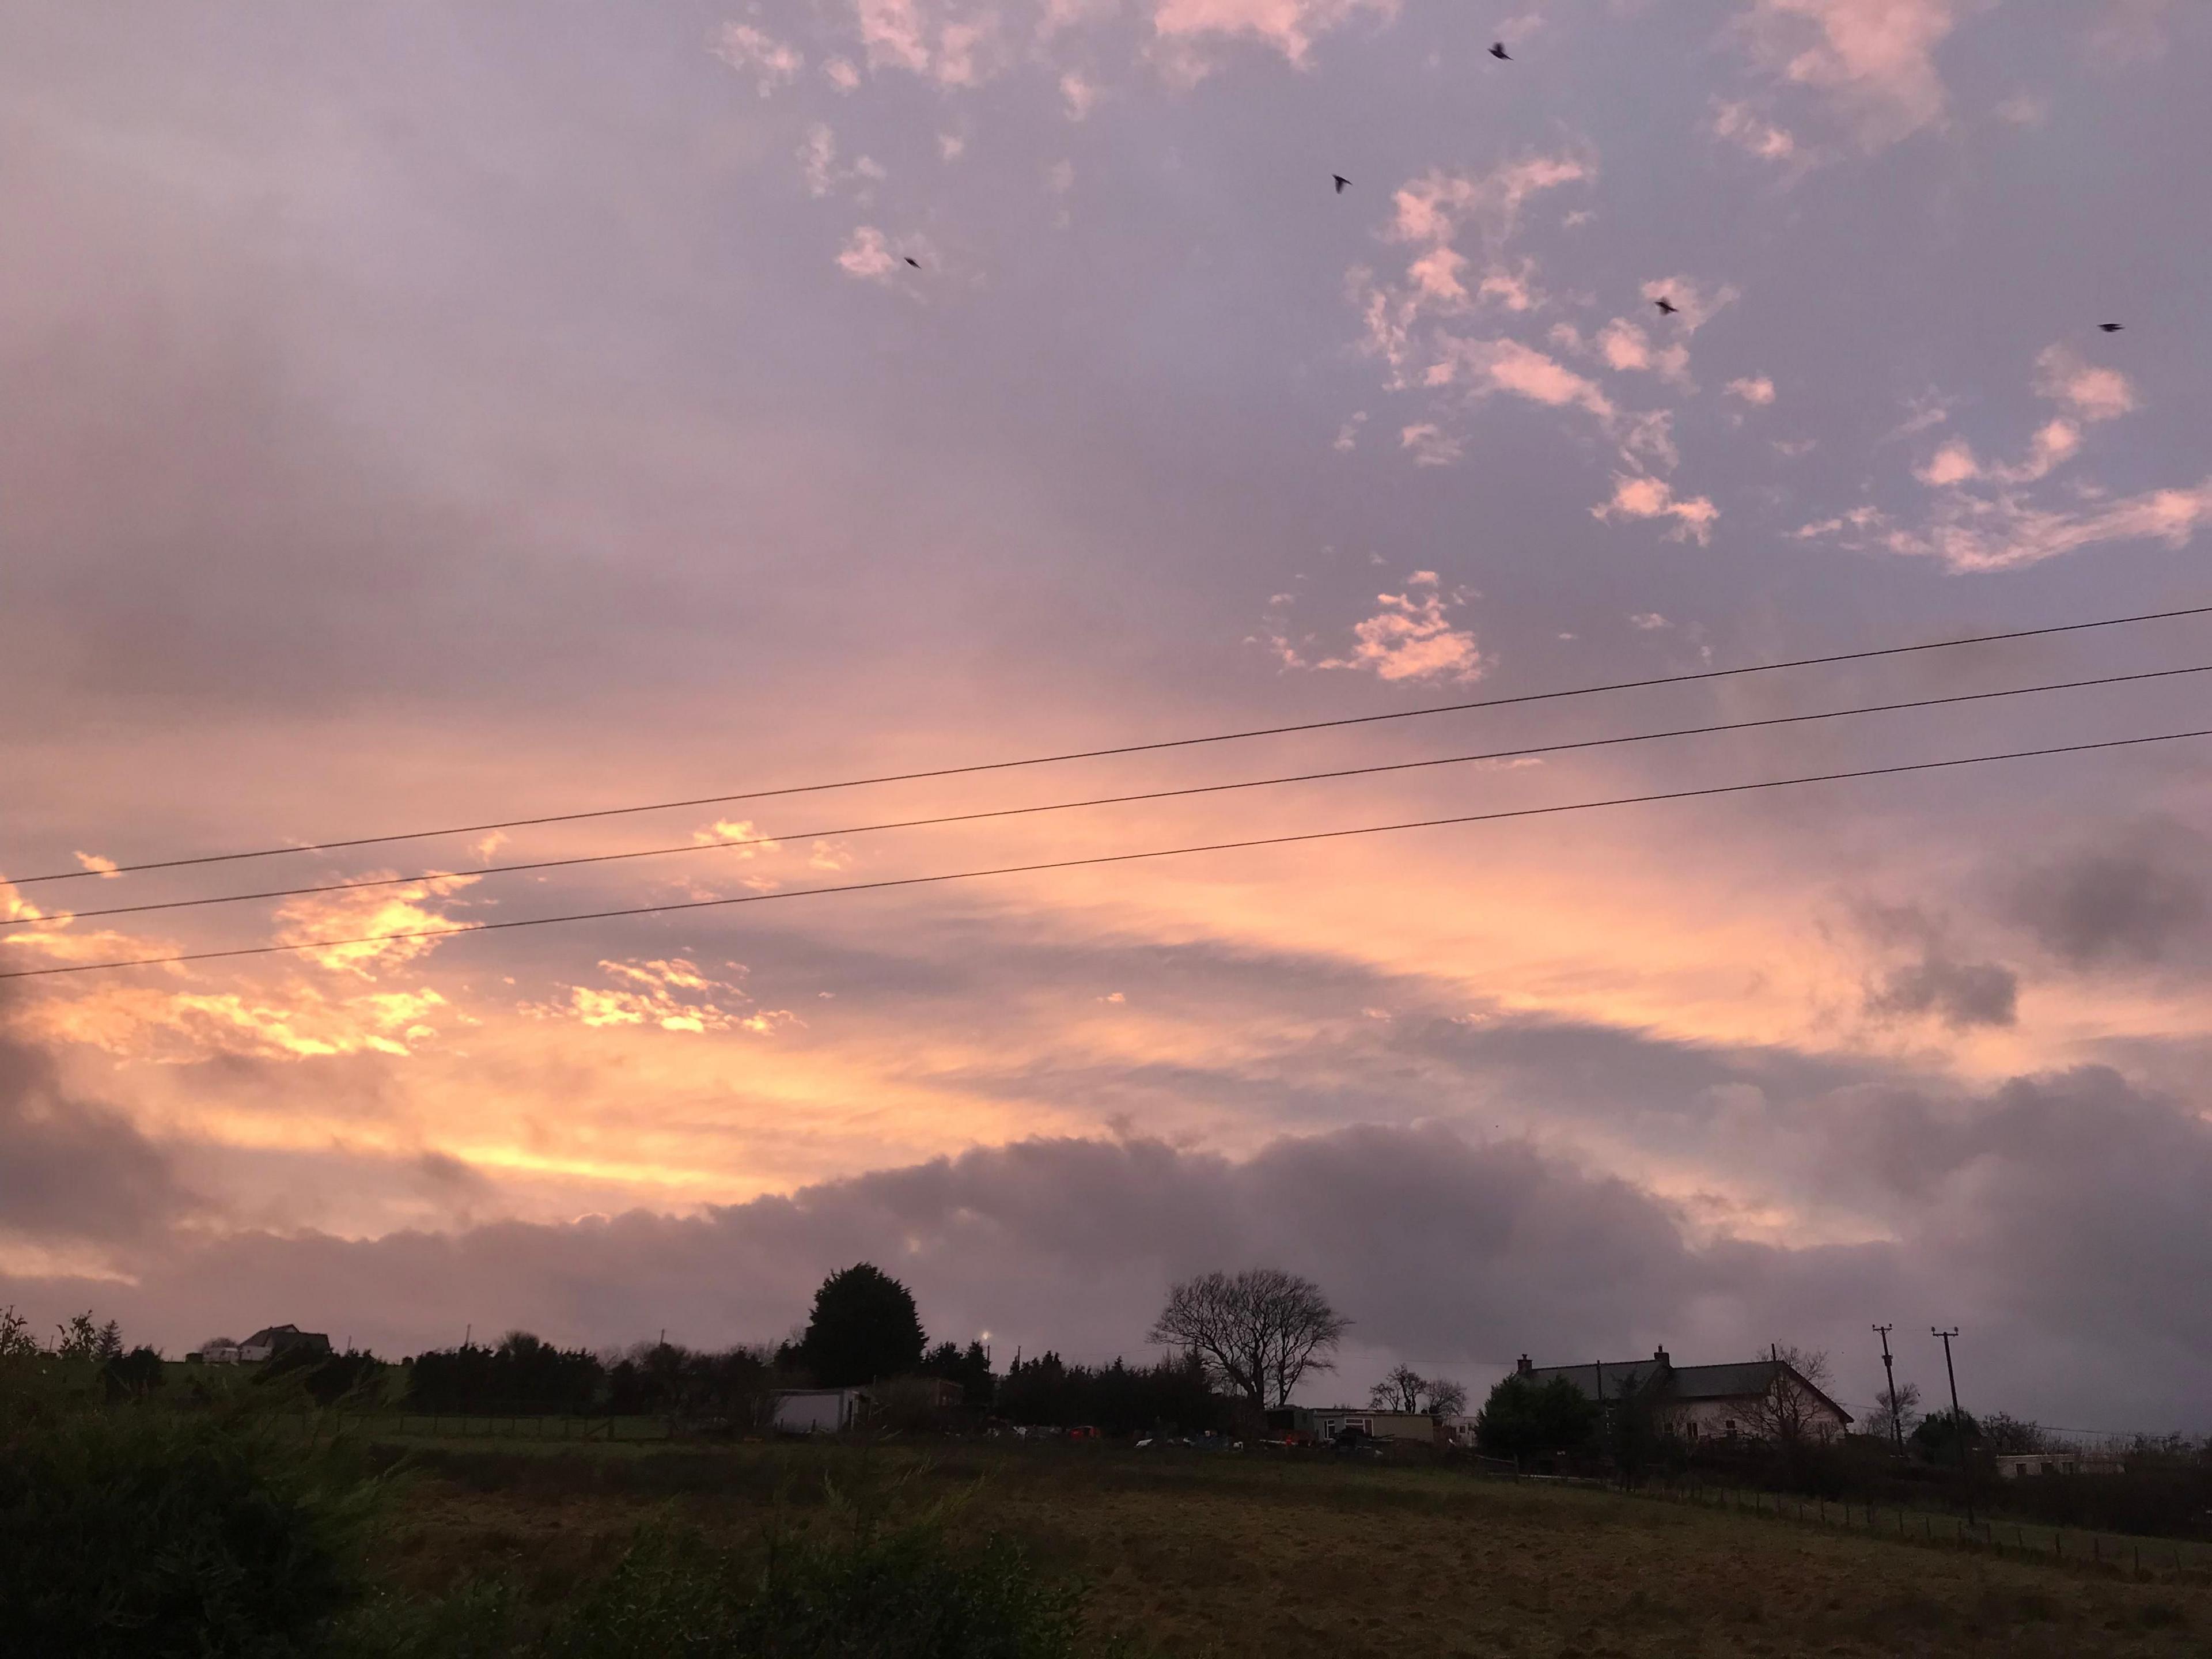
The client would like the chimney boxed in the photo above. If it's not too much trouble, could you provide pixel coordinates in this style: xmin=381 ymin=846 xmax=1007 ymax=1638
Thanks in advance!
xmin=1517 ymin=1354 xmax=1532 ymax=1374
xmin=1654 ymin=1346 xmax=1669 ymax=1366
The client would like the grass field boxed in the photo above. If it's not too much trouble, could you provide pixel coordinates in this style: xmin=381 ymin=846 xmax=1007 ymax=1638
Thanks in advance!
xmin=364 ymin=1437 xmax=2211 ymax=1657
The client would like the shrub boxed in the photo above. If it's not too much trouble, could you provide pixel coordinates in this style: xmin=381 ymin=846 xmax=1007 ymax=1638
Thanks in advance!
xmin=0 ymin=1404 xmax=378 ymax=1657
xmin=1473 ymin=1374 xmax=1599 ymax=1461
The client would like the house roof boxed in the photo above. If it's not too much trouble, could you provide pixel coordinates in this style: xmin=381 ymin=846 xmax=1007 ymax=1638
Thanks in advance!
xmin=1667 ymin=1361 xmax=1786 ymax=1401
xmin=243 ymin=1324 xmax=329 ymax=1349
xmin=1524 ymin=1355 xmax=1853 ymax=1423
xmin=1522 ymin=1359 xmax=1667 ymax=1401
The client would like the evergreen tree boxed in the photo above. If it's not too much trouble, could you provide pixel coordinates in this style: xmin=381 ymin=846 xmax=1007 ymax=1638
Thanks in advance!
xmin=797 ymin=1264 xmax=926 ymax=1387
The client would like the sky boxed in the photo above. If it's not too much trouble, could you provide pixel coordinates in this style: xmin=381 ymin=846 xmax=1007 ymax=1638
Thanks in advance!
xmin=2 ymin=0 xmax=2209 ymax=1431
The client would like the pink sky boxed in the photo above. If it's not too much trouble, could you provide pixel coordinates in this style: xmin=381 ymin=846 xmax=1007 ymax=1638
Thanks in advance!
xmin=3 ymin=0 xmax=2210 ymax=1427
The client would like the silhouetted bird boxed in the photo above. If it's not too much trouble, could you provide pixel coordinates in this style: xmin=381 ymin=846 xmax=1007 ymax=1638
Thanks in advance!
xmin=1334 ymin=175 xmax=1350 ymax=194
xmin=904 ymin=257 xmax=921 ymax=269
xmin=1654 ymin=296 xmax=1679 ymax=316
xmin=1489 ymin=41 xmax=1510 ymax=59
xmin=2099 ymin=323 xmax=2124 ymax=333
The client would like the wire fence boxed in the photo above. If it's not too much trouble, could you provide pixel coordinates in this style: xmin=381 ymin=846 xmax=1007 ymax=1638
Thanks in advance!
xmin=1646 ymin=1480 xmax=2212 ymax=1582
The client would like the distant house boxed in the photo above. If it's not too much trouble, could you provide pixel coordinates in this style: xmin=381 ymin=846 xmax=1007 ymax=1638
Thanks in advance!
xmin=772 ymin=1387 xmax=870 ymax=1434
xmin=1517 ymin=1348 xmax=1852 ymax=1444
xmin=1997 ymin=1452 xmax=2123 ymax=1478
xmin=239 ymin=1325 xmax=332 ymax=1364
xmin=1279 ymin=1407 xmax=1438 ymax=1445
xmin=187 ymin=1325 xmax=331 ymax=1365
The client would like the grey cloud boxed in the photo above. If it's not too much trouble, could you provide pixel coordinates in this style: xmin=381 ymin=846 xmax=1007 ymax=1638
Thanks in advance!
xmin=5 ymin=1085 xmax=2207 ymax=1426
xmin=0 ymin=1007 xmax=196 ymax=1245
xmin=1855 ymin=902 xmax=2017 ymax=1029
xmin=1866 ymin=955 xmax=2018 ymax=1028
xmin=2006 ymin=819 xmax=2209 ymax=969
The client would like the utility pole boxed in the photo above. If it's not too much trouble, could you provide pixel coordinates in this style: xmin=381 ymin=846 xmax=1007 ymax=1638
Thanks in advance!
xmin=1933 ymin=1327 xmax=1971 ymax=1525
xmin=1873 ymin=1324 xmax=1903 ymax=1453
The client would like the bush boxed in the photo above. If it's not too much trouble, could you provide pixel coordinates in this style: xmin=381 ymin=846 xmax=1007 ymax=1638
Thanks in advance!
xmin=0 ymin=1404 xmax=378 ymax=1657
xmin=1473 ymin=1375 xmax=1599 ymax=1461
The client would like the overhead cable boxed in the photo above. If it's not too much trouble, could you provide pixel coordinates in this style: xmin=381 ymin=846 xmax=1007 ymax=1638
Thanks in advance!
xmin=7 ymin=658 xmax=2211 ymax=931
xmin=5 ymin=724 xmax=2206 ymax=982
xmin=6 ymin=600 xmax=2209 ymax=889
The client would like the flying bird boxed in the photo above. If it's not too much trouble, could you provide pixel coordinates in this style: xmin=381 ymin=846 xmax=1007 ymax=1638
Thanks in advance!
xmin=1654 ymin=296 xmax=1679 ymax=316
xmin=1334 ymin=175 xmax=1350 ymax=194
xmin=903 ymin=256 xmax=921 ymax=269
xmin=1489 ymin=41 xmax=1510 ymax=59
xmin=2099 ymin=322 xmax=2124 ymax=332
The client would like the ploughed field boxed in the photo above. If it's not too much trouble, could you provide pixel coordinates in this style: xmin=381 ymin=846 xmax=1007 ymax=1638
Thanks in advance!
xmin=371 ymin=1437 xmax=2209 ymax=1657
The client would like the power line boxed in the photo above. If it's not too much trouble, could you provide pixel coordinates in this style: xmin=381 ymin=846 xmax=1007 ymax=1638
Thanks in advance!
xmin=7 ymin=601 xmax=2209 ymax=890
xmin=9 ymin=658 xmax=2210 ymax=931
xmin=5 ymin=724 xmax=2206 ymax=982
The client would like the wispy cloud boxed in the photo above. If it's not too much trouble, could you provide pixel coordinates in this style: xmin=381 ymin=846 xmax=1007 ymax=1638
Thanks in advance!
xmin=1710 ymin=99 xmax=1801 ymax=162
xmin=1260 ymin=573 xmax=1483 ymax=684
xmin=708 ymin=22 xmax=805 ymax=94
xmin=1149 ymin=0 xmax=1395 ymax=74
xmin=1741 ymin=0 xmax=1965 ymax=148
xmin=2033 ymin=343 xmax=2138 ymax=423
xmin=836 ymin=225 xmax=901 ymax=282
xmin=1592 ymin=475 xmax=1719 ymax=544
xmin=537 ymin=958 xmax=796 ymax=1036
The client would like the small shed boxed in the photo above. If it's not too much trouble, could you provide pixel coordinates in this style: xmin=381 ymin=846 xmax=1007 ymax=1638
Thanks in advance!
xmin=772 ymin=1387 xmax=871 ymax=1434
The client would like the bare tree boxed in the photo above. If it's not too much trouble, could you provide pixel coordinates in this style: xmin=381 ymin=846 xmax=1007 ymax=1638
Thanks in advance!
xmin=1370 ymin=1363 xmax=1426 ymax=1412
xmin=1423 ymin=1376 xmax=1469 ymax=1419
xmin=1369 ymin=1365 xmax=1471 ymax=1418
xmin=1149 ymin=1268 xmax=1348 ymax=1410
xmin=1865 ymin=1379 xmax=1922 ymax=1445
xmin=1747 ymin=1345 xmax=1839 ymax=1446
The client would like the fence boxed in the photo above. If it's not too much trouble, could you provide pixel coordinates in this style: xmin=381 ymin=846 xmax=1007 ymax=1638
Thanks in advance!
xmin=1645 ymin=1480 xmax=2212 ymax=1582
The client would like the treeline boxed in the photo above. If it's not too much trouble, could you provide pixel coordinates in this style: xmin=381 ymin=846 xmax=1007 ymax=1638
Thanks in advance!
xmin=995 ymin=1352 xmax=1229 ymax=1437
xmin=404 ymin=1335 xmax=792 ymax=1419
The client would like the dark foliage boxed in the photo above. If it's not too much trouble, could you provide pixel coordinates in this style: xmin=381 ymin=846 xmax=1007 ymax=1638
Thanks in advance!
xmin=603 ymin=1340 xmax=786 ymax=1425
xmin=918 ymin=1340 xmax=997 ymax=1407
xmin=797 ymin=1264 xmax=927 ymax=1388
xmin=1911 ymin=1407 xmax=1982 ymax=1461
xmin=405 ymin=1332 xmax=605 ymax=1416
xmin=1472 ymin=1374 xmax=1600 ymax=1461
xmin=259 ymin=1345 xmax=388 ymax=1408
xmin=101 ymin=1346 xmax=167 ymax=1400
xmin=0 ymin=1405 xmax=375 ymax=1657
xmin=995 ymin=1352 xmax=1228 ymax=1437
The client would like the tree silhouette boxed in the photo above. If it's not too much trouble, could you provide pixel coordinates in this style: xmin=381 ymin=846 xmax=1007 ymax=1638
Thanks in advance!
xmin=1148 ymin=1268 xmax=1347 ymax=1410
xmin=797 ymin=1263 xmax=926 ymax=1387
